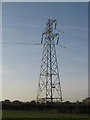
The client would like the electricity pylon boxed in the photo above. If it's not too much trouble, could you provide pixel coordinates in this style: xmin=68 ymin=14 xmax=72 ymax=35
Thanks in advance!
xmin=37 ymin=19 xmax=62 ymax=103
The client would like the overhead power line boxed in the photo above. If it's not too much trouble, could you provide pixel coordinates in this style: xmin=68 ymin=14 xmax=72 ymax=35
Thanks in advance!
xmin=2 ymin=14 xmax=48 ymax=20
xmin=0 ymin=26 xmax=44 ymax=29
xmin=58 ymin=44 xmax=78 ymax=52
xmin=60 ymin=24 xmax=88 ymax=34
xmin=2 ymin=14 xmax=88 ymax=34
xmin=65 ymin=31 xmax=88 ymax=42
xmin=0 ymin=43 xmax=41 ymax=45
xmin=57 ymin=44 xmax=80 ymax=55
xmin=0 ymin=42 xmax=79 ymax=54
xmin=1 ymin=26 xmax=87 ymax=42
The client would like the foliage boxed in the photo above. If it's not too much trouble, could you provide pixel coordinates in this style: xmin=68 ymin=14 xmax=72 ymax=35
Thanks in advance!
xmin=1 ymin=98 xmax=90 ymax=114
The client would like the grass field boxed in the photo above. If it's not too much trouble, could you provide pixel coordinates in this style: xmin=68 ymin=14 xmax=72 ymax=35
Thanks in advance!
xmin=2 ymin=110 xmax=89 ymax=119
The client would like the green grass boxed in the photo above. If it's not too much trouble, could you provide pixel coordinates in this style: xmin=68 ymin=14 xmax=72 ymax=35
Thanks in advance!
xmin=0 ymin=110 xmax=2 ymax=119
xmin=2 ymin=110 xmax=89 ymax=119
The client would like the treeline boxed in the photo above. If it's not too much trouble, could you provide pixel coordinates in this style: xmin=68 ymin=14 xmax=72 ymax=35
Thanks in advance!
xmin=1 ymin=98 xmax=90 ymax=114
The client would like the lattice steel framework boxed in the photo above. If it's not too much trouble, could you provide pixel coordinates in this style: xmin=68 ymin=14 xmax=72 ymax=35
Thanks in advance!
xmin=37 ymin=19 xmax=62 ymax=103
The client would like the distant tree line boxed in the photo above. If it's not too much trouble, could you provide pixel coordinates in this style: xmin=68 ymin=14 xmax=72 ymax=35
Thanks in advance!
xmin=1 ymin=97 xmax=90 ymax=114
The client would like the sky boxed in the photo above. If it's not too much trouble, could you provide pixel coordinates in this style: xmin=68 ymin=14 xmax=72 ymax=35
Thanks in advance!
xmin=1 ymin=2 xmax=88 ymax=102
xmin=0 ymin=2 xmax=2 ymax=101
xmin=1 ymin=0 xmax=89 ymax=2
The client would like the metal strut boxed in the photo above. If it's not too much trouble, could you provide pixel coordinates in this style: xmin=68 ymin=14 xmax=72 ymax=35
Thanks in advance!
xmin=37 ymin=19 xmax=62 ymax=103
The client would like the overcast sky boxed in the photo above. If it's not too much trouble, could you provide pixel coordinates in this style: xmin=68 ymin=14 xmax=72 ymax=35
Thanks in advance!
xmin=1 ymin=2 xmax=88 ymax=102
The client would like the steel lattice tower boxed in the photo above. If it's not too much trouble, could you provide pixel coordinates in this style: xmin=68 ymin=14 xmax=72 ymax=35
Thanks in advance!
xmin=37 ymin=19 xmax=62 ymax=103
